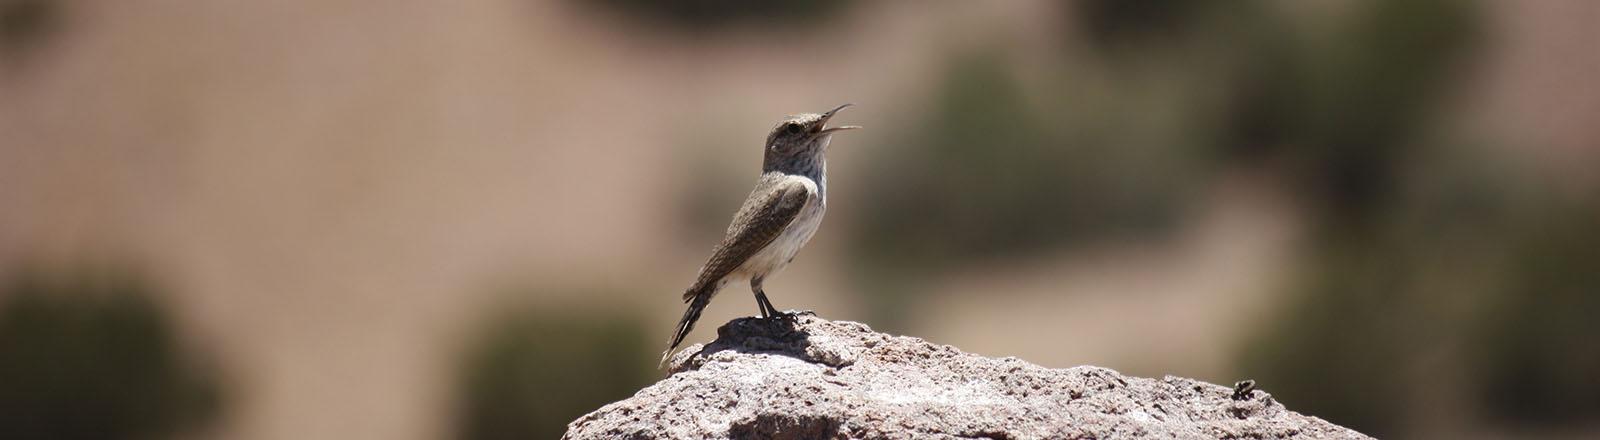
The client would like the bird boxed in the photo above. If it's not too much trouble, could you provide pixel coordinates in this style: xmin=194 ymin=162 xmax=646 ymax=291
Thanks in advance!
xmin=661 ymin=104 xmax=860 ymax=366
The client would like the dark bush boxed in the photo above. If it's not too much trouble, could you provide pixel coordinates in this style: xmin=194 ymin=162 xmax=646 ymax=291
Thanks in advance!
xmin=0 ymin=268 xmax=223 ymax=440
xmin=454 ymin=299 xmax=654 ymax=440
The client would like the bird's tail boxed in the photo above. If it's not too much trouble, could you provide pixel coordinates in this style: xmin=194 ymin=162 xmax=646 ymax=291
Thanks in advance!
xmin=660 ymin=287 xmax=712 ymax=368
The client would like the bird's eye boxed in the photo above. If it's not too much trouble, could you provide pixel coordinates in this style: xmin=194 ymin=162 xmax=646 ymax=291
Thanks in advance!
xmin=782 ymin=123 xmax=802 ymax=135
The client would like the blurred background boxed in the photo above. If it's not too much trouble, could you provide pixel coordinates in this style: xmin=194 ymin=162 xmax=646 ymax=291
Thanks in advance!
xmin=1 ymin=0 xmax=1596 ymax=439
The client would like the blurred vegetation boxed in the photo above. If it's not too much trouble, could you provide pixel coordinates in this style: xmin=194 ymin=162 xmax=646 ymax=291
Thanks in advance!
xmin=1074 ymin=0 xmax=1226 ymax=50
xmin=1271 ymin=0 xmax=1480 ymax=222
xmin=578 ymin=0 xmax=852 ymax=32
xmin=1068 ymin=0 xmax=1509 ymax=436
xmin=853 ymin=52 xmax=1197 ymax=269
xmin=0 ymin=267 xmax=223 ymax=440
xmin=1079 ymin=1 xmax=1511 ymax=435
xmin=1216 ymin=0 xmax=1493 ymax=435
xmin=1078 ymin=0 xmax=1482 ymax=221
xmin=1238 ymin=157 xmax=1516 ymax=435
xmin=0 ymin=0 xmax=57 ymax=63
xmin=1154 ymin=0 xmax=1600 ymax=435
xmin=1241 ymin=240 xmax=1417 ymax=434
xmin=454 ymin=298 xmax=654 ymax=440
xmin=1474 ymin=201 xmax=1600 ymax=424
xmin=1245 ymin=187 xmax=1600 ymax=435
xmin=847 ymin=50 xmax=1206 ymax=329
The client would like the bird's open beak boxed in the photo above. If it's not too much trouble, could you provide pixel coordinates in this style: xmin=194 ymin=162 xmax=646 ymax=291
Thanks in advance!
xmin=818 ymin=103 xmax=861 ymax=134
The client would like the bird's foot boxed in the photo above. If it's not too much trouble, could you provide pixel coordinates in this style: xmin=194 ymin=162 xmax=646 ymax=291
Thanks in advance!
xmin=758 ymin=310 xmax=791 ymax=321
xmin=767 ymin=309 xmax=814 ymax=321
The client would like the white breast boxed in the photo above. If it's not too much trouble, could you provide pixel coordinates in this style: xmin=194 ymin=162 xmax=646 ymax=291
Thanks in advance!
xmin=735 ymin=175 xmax=825 ymax=280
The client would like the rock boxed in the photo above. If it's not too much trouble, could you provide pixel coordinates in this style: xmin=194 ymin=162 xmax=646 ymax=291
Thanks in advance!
xmin=564 ymin=314 xmax=1371 ymax=440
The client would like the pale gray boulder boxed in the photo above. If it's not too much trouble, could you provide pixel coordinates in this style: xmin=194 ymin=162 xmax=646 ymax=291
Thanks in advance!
xmin=564 ymin=314 xmax=1370 ymax=440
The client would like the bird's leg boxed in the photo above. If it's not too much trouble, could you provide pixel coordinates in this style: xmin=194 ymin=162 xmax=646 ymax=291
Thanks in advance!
xmin=751 ymin=278 xmax=783 ymax=319
xmin=752 ymin=278 xmax=773 ymax=318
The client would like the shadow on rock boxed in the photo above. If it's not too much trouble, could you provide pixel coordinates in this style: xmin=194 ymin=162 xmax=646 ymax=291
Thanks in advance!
xmin=667 ymin=312 xmax=823 ymax=374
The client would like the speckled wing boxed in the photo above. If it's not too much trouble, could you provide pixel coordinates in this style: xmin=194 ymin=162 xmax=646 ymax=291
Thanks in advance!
xmin=685 ymin=175 xmax=812 ymax=299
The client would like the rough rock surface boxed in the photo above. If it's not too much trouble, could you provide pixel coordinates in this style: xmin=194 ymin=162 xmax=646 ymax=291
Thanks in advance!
xmin=564 ymin=314 xmax=1371 ymax=440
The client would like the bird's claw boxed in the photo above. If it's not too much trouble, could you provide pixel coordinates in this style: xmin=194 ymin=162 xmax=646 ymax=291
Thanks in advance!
xmin=768 ymin=309 xmax=815 ymax=322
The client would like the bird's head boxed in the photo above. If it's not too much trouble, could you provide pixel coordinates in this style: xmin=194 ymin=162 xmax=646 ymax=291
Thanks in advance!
xmin=764 ymin=103 xmax=860 ymax=160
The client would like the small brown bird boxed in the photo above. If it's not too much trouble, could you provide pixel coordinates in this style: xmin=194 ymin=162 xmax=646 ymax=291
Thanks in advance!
xmin=661 ymin=104 xmax=859 ymax=366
